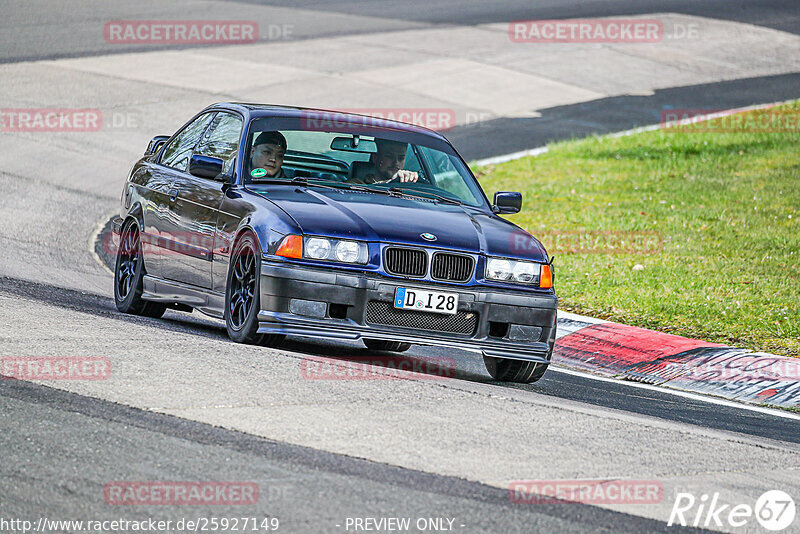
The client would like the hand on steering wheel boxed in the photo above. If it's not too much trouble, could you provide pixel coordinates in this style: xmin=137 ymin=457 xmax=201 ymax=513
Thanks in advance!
xmin=390 ymin=170 xmax=419 ymax=183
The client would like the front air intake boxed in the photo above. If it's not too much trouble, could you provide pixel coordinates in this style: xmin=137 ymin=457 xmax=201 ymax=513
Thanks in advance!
xmin=384 ymin=247 xmax=427 ymax=277
xmin=431 ymin=252 xmax=474 ymax=282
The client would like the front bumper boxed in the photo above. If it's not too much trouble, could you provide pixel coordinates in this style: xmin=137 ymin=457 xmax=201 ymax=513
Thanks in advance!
xmin=257 ymin=260 xmax=557 ymax=363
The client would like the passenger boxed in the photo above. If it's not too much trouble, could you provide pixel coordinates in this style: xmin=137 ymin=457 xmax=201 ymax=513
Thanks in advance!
xmin=349 ymin=138 xmax=418 ymax=184
xmin=250 ymin=131 xmax=287 ymax=179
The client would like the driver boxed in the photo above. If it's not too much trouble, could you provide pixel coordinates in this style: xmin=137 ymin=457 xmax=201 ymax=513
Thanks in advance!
xmin=349 ymin=138 xmax=418 ymax=184
xmin=250 ymin=131 xmax=286 ymax=179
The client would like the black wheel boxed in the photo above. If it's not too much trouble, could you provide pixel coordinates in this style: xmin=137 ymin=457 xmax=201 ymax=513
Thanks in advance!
xmin=363 ymin=339 xmax=411 ymax=353
xmin=225 ymin=232 xmax=284 ymax=347
xmin=483 ymin=356 xmax=548 ymax=383
xmin=114 ymin=220 xmax=166 ymax=318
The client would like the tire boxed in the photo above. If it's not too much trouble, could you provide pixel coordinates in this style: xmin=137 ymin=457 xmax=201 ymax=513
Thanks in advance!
xmin=483 ymin=355 xmax=548 ymax=384
xmin=225 ymin=231 xmax=284 ymax=347
xmin=363 ymin=339 xmax=412 ymax=352
xmin=114 ymin=220 xmax=167 ymax=319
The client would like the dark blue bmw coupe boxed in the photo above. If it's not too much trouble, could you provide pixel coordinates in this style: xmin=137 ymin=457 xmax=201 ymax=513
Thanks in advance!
xmin=113 ymin=103 xmax=557 ymax=383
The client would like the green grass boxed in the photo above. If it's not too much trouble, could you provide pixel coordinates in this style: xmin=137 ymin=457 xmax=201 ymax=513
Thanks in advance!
xmin=473 ymin=102 xmax=800 ymax=357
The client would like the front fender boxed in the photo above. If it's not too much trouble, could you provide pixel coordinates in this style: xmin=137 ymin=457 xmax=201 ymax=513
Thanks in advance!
xmin=212 ymin=187 xmax=301 ymax=293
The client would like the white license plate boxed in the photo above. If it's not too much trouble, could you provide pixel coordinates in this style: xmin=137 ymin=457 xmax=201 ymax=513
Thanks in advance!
xmin=393 ymin=287 xmax=459 ymax=315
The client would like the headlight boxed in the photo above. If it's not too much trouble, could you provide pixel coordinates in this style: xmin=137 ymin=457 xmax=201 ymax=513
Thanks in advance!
xmin=486 ymin=257 xmax=550 ymax=287
xmin=512 ymin=261 xmax=538 ymax=283
xmin=335 ymin=240 xmax=360 ymax=262
xmin=306 ymin=237 xmax=332 ymax=259
xmin=486 ymin=258 xmax=513 ymax=281
xmin=302 ymin=236 xmax=368 ymax=264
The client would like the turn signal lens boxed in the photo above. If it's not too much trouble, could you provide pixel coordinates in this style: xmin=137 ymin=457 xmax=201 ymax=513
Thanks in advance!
xmin=539 ymin=264 xmax=553 ymax=289
xmin=276 ymin=234 xmax=303 ymax=259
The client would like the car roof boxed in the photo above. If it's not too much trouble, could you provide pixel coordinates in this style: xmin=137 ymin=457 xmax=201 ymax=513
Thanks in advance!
xmin=203 ymin=102 xmax=450 ymax=141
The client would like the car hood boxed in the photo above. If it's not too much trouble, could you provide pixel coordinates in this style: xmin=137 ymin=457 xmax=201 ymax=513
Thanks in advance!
xmin=254 ymin=186 xmax=548 ymax=262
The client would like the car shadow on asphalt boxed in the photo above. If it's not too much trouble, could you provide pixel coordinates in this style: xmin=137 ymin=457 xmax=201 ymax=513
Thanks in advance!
xmin=0 ymin=275 xmax=544 ymax=387
xmin=279 ymin=337 xmax=494 ymax=383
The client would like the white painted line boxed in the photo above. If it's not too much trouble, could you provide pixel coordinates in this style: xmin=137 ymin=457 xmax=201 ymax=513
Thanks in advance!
xmin=549 ymin=365 xmax=800 ymax=421
xmin=471 ymin=98 xmax=798 ymax=167
xmin=88 ymin=212 xmax=115 ymax=276
xmin=471 ymin=146 xmax=549 ymax=166
xmin=558 ymin=310 xmax=608 ymax=325
xmin=657 ymin=99 xmax=799 ymax=128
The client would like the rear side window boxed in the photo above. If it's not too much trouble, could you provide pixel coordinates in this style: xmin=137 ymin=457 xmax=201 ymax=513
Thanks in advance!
xmin=160 ymin=113 xmax=215 ymax=171
xmin=194 ymin=112 xmax=243 ymax=174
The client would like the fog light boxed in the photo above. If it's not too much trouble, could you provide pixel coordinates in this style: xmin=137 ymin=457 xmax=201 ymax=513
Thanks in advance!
xmin=289 ymin=299 xmax=326 ymax=318
xmin=508 ymin=325 xmax=543 ymax=342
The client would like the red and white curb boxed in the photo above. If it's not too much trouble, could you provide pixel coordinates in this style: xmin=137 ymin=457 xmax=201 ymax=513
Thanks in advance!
xmin=555 ymin=311 xmax=800 ymax=410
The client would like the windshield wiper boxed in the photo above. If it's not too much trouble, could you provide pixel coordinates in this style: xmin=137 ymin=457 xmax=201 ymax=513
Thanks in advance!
xmin=251 ymin=179 xmax=461 ymax=205
xmin=289 ymin=177 xmax=345 ymax=189
xmin=387 ymin=187 xmax=462 ymax=205
xmin=268 ymin=178 xmax=395 ymax=197
xmin=252 ymin=177 xmax=353 ymax=192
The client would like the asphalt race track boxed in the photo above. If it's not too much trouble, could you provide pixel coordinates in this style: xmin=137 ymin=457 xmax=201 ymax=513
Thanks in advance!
xmin=1 ymin=1 xmax=799 ymax=533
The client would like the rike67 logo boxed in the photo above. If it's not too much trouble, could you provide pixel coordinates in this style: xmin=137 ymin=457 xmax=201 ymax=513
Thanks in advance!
xmin=669 ymin=490 xmax=796 ymax=531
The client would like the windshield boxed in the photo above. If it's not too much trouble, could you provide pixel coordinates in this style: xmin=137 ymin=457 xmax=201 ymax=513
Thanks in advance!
xmin=243 ymin=117 xmax=488 ymax=209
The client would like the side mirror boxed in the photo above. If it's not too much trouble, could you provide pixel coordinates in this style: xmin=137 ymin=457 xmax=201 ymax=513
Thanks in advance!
xmin=146 ymin=135 xmax=170 ymax=156
xmin=189 ymin=154 xmax=225 ymax=180
xmin=492 ymin=191 xmax=522 ymax=214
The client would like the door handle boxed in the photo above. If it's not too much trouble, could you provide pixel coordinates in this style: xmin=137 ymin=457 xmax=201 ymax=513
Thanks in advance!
xmin=169 ymin=188 xmax=178 ymax=202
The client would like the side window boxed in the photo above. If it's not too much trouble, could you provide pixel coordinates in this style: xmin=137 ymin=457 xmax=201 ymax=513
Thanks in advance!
xmin=402 ymin=145 xmax=423 ymax=175
xmin=195 ymin=112 xmax=243 ymax=174
xmin=160 ymin=113 xmax=215 ymax=171
xmin=418 ymin=146 xmax=479 ymax=204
